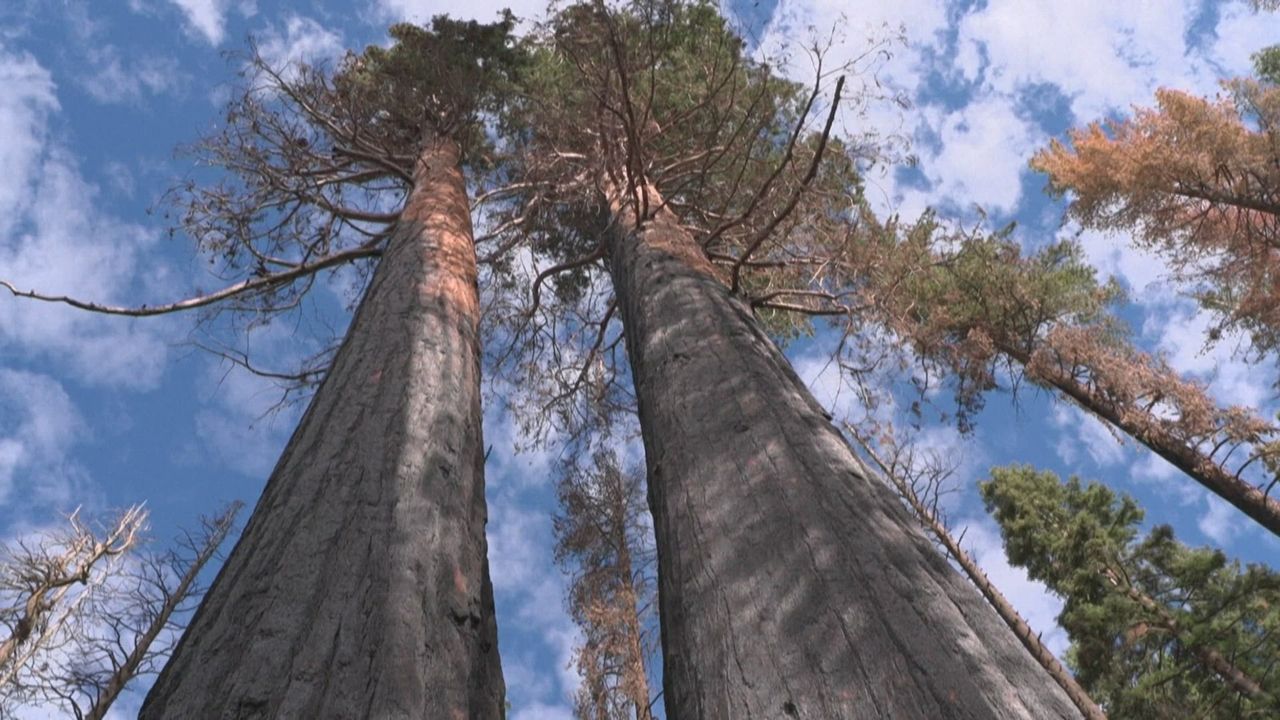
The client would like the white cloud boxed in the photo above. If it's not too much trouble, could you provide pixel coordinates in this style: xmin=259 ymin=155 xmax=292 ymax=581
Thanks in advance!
xmin=1145 ymin=304 xmax=1270 ymax=411
xmin=511 ymin=701 xmax=574 ymax=720
xmin=167 ymin=0 xmax=231 ymax=44
xmin=0 ymin=154 xmax=172 ymax=387
xmin=1209 ymin=2 xmax=1280 ymax=78
xmin=486 ymin=493 xmax=581 ymax=712
xmin=0 ymin=370 xmax=86 ymax=507
xmin=1051 ymin=402 xmax=1125 ymax=469
xmin=256 ymin=15 xmax=344 ymax=76
xmin=956 ymin=1 xmax=1207 ymax=122
xmin=79 ymin=48 xmax=186 ymax=104
xmin=794 ymin=350 xmax=861 ymax=423
xmin=375 ymin=0 xmax=540 ymax=24
xmin=1073 ymin=227 xmax=1171 ymax=301
xmin=1198 ymin=492 xmax=1242 ymax=546
xmin=190 ymin=336 xmax=304 ymax=478
xmin=906 ymin=94 xmax=1040 ymax=214
xmin=758 ymin=0 xmax=944 ymax=211
xmin=482 ymin=396 xmax=560 ymax=492
xmin=764 ymin=0 xmax=948 ymax=65
xmin=0 ymin=49 xmax=175 ymax=388
xmin=1131 ymin=449 xmax=1179 ymax=483
xmin=487 ymin=501 xmax=553 ymax=594
xmin=0 ymin=49 xmax=56 ymax=236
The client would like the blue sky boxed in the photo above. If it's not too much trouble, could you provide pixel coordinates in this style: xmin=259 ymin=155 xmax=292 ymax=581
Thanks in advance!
xmin=0 ymin=0 xmax=1277 ymax=717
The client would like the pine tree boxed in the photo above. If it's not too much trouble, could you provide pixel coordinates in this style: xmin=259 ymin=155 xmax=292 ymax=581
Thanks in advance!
xmin=1030 ymin=50 xmax=1280 ymax=366
xmin=981 ymin=465 xmax=1280 ymax=718
xmin=841 ymin=223 xmax=1280 ymax=535
xmin=554 ymin=451 xmax=657 ymax=720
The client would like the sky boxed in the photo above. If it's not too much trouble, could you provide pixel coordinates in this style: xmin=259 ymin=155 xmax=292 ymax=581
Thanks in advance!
xmin=0 ymin=0 xmax=1277 ymax=717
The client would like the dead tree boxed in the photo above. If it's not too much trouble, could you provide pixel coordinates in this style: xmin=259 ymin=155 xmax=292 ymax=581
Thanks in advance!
xmin=554 ymin=450 xmax=658 ymax=720
xmin=4 ymin=503 xmax=241 ymax=720
xmin=0 ymin=505 xmax=147 ymax=692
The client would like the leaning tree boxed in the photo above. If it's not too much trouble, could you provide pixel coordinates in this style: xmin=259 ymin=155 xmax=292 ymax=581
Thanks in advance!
xmin=827 ymin=221 xmax=1280 ymax=536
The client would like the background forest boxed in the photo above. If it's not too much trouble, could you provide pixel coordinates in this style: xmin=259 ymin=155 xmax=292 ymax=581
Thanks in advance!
xmin=0 ymin=0 xmax=1278 ymax=717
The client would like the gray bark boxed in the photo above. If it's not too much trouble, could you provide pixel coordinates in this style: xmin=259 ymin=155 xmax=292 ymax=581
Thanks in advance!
xmin=853 ymin=441 xmax=1106 ymax=720
xmin=606 ymin=186 xmax=1081 ymax=719
xmin=141 ymin=139 xmax=504 ymax=719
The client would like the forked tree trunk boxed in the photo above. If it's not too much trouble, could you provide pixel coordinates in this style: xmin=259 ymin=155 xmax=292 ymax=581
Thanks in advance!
xmin=142 ymin=138 xmax=504 ymax=719
xmin=606 ymin=186 xmax=1080 ymax=719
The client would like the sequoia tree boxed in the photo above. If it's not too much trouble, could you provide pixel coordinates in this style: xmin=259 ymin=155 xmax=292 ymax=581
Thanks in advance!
xmin=847 ymin=429 xmax=1106 ymax=720
xmin=117 ymin=18 xmax=521 ymax=717
xmin=500 ymin=2 xmax=1081 ymax=715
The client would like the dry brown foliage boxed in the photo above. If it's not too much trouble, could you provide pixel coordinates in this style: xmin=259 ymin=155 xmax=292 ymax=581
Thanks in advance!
xmin=1032 ymin=84 xmax=1280 ymax=363
xmin=553 ymin=451 xmax=657 ymax=720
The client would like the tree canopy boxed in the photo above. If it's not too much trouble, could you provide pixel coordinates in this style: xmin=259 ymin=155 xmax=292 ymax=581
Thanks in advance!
xmin=982 ymin=466 xmax=1280 ymax=717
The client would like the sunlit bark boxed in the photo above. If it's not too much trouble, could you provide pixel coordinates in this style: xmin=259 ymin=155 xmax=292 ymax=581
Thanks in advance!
xmin=141 ymin=138 xmax=504 ymax=718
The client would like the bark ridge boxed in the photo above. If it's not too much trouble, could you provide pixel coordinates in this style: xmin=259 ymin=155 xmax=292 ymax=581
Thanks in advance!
xmin=141 ymin=141 xmax=504 ymax=719
xmin=609 ymin=191 xmax=1081 ymax=719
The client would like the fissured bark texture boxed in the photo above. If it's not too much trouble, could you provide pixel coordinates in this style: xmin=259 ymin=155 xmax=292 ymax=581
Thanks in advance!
xmin=607 ymin=189 xmax=1079 ymax=719
xmin=142 ymin=139 xmax=504 ymax=719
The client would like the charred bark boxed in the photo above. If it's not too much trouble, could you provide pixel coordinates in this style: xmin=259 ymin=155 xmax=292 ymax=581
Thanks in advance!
xmin=606 ymin=186 xmax=1080 ymax=719
xmin=141 ymin=139 xmax=504 ymax=719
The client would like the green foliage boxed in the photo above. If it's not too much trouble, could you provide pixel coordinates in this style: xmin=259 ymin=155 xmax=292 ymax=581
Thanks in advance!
xmin=854 ymin=218 xmax=1123 ymax=427
xmin=335 ymin=12 xmax=524 ymax=158
xmin=1253 ymin=44 xmax=1280 ymax=85
xmin=981 ymin=466 xmax=1280 ymax=717
xmin=507 ymin=0 xmax=865 ymax=319
xmin=906 ymin=233 xmax=1120 ymax=346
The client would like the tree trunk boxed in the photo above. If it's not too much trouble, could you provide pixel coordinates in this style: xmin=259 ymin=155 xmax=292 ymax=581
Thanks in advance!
xmin=141 ymin=138 xmax=504 ymax=719
xmin=852 ymin=438 xmax=1106 ymax=720
xmin=1100 ymin=567 xmax=1271 ymax=703
xmin=999 ymin=342 xmax=1280 ymax=537
xmin=613 ymin=526 xmax=653 ymax=720
xmin=606 ymin=185 xmax=1080 ymax=719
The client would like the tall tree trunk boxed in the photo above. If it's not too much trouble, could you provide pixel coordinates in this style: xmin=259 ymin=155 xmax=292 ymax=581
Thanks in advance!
xmin=606 ymin=185 xmax=1080 ymax=719
xmin=851 ymin=437 xmax=1106 ymax=720
xmin=142 ymin=138 xmax=504 ymax=719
